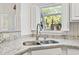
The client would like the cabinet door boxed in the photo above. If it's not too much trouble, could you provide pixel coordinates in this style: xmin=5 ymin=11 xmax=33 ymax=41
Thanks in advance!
xmin=31 ymin=4 xmax=40 ymax=31
xmin=68 ymin=49 xmax=79 ymax=55
xmin=70 ymin=3 xmax=79 ymax=21
xmin=31 ymin=48 xmax=62 ymax=55
xmin=0 ymin=4 xmax=20 ymax=31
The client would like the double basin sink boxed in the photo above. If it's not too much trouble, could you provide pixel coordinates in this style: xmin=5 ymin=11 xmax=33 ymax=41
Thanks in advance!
xmin=23 ymin=40 xmax=59 ymax=46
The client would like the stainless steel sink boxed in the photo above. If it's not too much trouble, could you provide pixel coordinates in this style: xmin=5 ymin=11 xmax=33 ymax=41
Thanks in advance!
xmin=23 ymin=41 xmax=41 ymax=46
xmin=23 ymin=40 xmax=59 ymax=46
xmin=40 ymin=40 xmax=59 ymax=44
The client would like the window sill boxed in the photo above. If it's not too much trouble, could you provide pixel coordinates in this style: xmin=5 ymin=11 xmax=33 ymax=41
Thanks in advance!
xmin=40 ymin=30 xmax=68 ymax=35
xmin=32 ymin=30 xmax=68 ymax=35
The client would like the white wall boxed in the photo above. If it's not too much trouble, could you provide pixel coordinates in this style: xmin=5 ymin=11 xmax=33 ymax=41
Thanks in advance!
xmin=21 ymin=4 xmax=31 ymax=35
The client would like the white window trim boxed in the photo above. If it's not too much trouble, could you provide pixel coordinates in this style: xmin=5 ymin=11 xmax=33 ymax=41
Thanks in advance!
xmin=42 ymin=13 xmax=61 ymax=17
xmin=39 ymin=3 xmax=69 ymax=34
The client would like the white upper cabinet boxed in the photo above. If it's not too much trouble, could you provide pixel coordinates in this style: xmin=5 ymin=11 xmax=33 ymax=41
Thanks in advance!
xmin=70 ymin=3 xmax=79 ymax=22
xmin=21 ymin=4 xmax=32 ymax=35
xmin=31 ymin=4 xmax=40 ymax=31
xmin=0 ymin=3 xmax=21 ymax=32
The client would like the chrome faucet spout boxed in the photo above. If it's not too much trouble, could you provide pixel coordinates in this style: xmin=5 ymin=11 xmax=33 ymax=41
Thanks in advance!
xmin=36 ymin=24 xmax=41 ymax=41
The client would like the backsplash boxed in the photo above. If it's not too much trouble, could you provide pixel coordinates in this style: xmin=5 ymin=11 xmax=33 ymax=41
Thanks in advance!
xmin=32 ymin=22 xmax=79 ymax=40
xmin=67 ymin=22 xmax=79 ymax=40
xmin=0 ymin=31 xmax=21 ymax=43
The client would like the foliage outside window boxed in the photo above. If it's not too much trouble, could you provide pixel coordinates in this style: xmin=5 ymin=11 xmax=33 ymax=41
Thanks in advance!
xmin=41 ymin=5 xmax=62 ymax=31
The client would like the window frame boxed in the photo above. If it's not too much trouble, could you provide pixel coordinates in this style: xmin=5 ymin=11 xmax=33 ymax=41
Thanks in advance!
xmin=39 ymin=3 xmax=69 ymax=34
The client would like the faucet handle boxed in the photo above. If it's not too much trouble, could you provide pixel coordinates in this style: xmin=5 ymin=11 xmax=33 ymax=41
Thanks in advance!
xmin=43 ymin=35 xmax=48 ymax=40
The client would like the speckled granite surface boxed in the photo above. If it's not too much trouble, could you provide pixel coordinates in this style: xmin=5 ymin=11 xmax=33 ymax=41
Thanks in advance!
xmin=0 ymin=36 xmax=33 ymax=55
xmin=0 ymin=37 xmax=79 ymax=55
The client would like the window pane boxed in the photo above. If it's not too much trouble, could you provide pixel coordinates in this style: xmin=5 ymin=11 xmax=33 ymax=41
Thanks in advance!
xmin=41 ymin=5 xmax=62 ymax=15
xmin=44 ymin=15 xmax=62 ymax=30
xmin=41 ymin=5 xmax=62 ymax=31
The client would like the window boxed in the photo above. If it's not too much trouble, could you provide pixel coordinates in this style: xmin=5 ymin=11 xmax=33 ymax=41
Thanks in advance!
xmin=41 ymin=5 xmax=62 ymax=31
xmin=41 ymin=4 xmax=69 ymax=31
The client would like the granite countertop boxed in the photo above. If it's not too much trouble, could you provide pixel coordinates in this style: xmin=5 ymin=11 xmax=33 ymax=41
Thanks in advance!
xmin=1 ymin=37 xmax=79 ymax=55
xmin=14 ymin=37 xmax=79 ymax=55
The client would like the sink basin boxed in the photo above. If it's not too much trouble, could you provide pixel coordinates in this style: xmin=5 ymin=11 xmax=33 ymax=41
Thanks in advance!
xmin=23 ymin=40 xmax=59 ymax=46
xmin=23 ymin=41 xmax=41 ymax=46
xmin=40 ymin=40 xmax=59 ymax=44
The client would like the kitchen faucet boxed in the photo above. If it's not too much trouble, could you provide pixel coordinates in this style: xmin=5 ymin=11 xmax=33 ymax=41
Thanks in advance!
xmin=36 ymin=23 xmax=48 ymax=42
xmin=36 ymin=23 xmax=41 ymax=41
